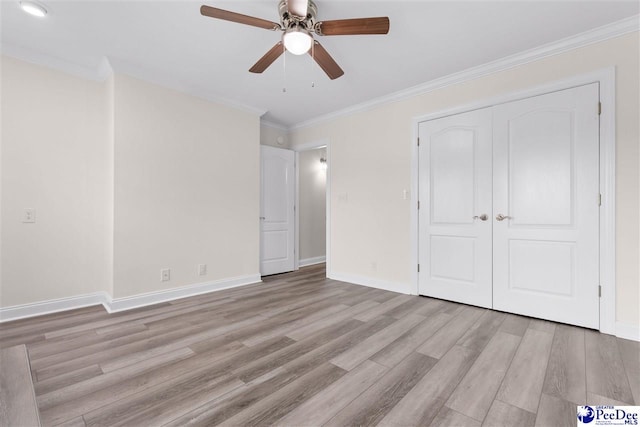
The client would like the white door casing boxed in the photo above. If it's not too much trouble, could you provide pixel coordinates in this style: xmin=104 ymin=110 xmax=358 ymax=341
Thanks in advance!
xmin=260 ymin=146 xmax=295 ymax=276
xmin=418 ymin=108 xmax=493 ymax=308
xmin=492 ymin=84 xmax=600 ymax=329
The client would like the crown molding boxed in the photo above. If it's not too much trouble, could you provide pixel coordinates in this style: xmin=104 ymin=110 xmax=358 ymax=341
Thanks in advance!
xmin=260 ymin=119 xmax=289 ymax=131
xmin=289 ymin=15 xmax=639 ymax=131
xmin=0 ymin=43 xmax=267 ymax=117
xmin=0 ymin=43 xmax=109 ymax=82
xmin=107 ymin=57 xmax=268 ymax=117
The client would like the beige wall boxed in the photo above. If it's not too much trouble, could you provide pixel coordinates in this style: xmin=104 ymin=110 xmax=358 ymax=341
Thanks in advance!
xmin=112 ymin=74 xmax=260 ymax=298
xmin=299 ymin=147 xmax=326 ymax=261
xmin=290 ymin=33 xmax=640 ymax=328
xmin=1 ymin=56 xmax=261 ymax=307
xmin=1 ymin=56 xmax=113 ymax=306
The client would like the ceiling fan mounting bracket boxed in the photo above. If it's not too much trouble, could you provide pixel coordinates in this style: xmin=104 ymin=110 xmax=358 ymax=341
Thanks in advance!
xmin=278 ymin=0 xmax=317 ymax=32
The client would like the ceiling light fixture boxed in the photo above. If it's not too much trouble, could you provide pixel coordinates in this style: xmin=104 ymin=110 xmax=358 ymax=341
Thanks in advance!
xmin=282 ymin=27 xmax=312 ymax=55
xmin=20 ymin=1 xmax=47 ymax=17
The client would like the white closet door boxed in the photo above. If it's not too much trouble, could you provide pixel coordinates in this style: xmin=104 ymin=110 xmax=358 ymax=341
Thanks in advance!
xmin=492 ymin=84 xmax=600 ymax=329
xmin=418 ymin=108 xmax=493 ymax=308
xmin=260 ymin=145 xmax=295 ymax=276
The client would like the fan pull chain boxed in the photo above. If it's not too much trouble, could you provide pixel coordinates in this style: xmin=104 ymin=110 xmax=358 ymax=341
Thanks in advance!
xmin=282 ymin=43 xmax=287 ymax=93
xmin=310 ymin=41 xmax=315 ymax=88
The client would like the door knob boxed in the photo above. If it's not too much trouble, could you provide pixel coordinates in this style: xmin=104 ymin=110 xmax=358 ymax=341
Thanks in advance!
xmin=496 ymin=214 xmax=512 ymax=221
xmin=472 ymin=214 xmax=488 ymax=221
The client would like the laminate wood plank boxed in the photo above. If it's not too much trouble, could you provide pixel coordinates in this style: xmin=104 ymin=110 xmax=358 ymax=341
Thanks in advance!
xmin=496 ymin=328 xmax=554 ymax=413
xmin=219 ymin=362 xmax=346 ymax=426
xmin=162 ymin=368 xmax=287 ymax=426
xmin=354 ymin=294 xmax=413 ymax=322
xmin=371 ymin=312 xmax=451 ymax=368
xmin=326 ymin=352 xmax=438 ymax=427
xmin=280 ymin=316 xmax=397 ymax=378
xmin=163 ymin=368 xmax=300 ymax=426
xmin=617 ymin=337 xmax=640 ymax=404
xmin=33 ymin=364 xmax=102 ymax=395
xmin=456 ymin=310 xmax=506 ymax=354
xmin=0 ymin=345 xmax=41 ymax=427
xmin=430 ymin=406 xmax=482 ymax=427
xmin=542 ymin=324 xmax=587 ymax=405
xmin=384 ymin=298 xmax=428 ymax=319
xmin=413 ymin=298 xmax=447 ymax=317
xmin=55 ymin=416 xmax=86 ymax=427
xmin=277 ymin=360 xmax=388 ymax=426
xmin=0 ymin=307 xmax=108 ymax=341
xmin=528 ymin=318 xmax=557 ymax=335
xmin=241 ymin=303 xmax=350 ymax=346
xmin=446 ymin=331 xmax=521 ymax=421
xmin=587 ymin=391 xmax=634 ymax=406
xmin=83 ymin=372 xmax=243 ymax=427
xmin=378 ymin=345 xmax=478 ymax=426
xmin=534 ymin=393 xmax=576 ymax=427
xmin=417 ymin=306 xmax=485 ymax=359
xmin=42 ymin=303 xmax=175 ymax=339
xmin=39 ymin=336 xmax=292 ymax=425
xmin=331 ymin=313 xmax=426 ymax=371
xmin=498 ymin=313 xmax=530 ymax=337
xmin=585 ymin=330 xmax=635 ymax=404
xmin=233 ymin=319 xmax=363 ymax=383
xmin=37 ymin=346 xmax=198 ymax=410
xmin=285 ymin=300 xmax=378 ymax=341
xmin=482 ymin=400 xmax=536 ymax=427
xmin=34 ymin=314 xmax=259 ymax=380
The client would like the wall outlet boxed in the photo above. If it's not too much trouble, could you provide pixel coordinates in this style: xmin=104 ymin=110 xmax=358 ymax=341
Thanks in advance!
xmin=198 ymin=264 xmax=207 ymax=276
xmin=23 ymin=208 xmax=36 ymax=223
xmin=160 ymin=268 xmax=170 ymax=282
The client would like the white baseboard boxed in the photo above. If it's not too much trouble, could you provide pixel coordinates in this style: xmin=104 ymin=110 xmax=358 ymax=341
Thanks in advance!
xmin=299 ymin=256 xmax=326 ymax=267
xmin=328 ymin=271 xmax=411 ymax=295
xmin=0 ymin=292 xmax=109 ymax=323
xmin=616 ymin=322 xmax=640 ymax=342
xmin=104 ymin=274 xmax=261 ymax=313
xmin=0 ymin=274 xmax=261 ymax=323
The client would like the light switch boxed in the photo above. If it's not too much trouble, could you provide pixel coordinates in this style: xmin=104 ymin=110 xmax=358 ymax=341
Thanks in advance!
xmin=23 ymin=208 xmax=36 ymax=223
xmin=403 ymin=190 xmax=410 ymax=200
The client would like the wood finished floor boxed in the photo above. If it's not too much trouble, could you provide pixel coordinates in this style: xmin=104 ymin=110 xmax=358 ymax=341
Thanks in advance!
xmin=1 ymin=263 xmax=638 ymax=427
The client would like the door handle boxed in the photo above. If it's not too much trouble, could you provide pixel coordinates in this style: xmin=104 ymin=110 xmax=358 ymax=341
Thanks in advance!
xmin=472 ymin=214 xmax=488 ymax=221
xmin=260 ymin=217 xmax=266 ymax=220
xmin=496 ymin=214 xmax=512 ymax=221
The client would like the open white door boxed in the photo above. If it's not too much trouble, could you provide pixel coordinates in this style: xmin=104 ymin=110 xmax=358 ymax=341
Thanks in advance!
xmin=260 ymin=146 xmax=295 ymax=276
xmin=492 ymin=84 xmax=600 ymax=329
xmin=418 ymin=108 xmax=493 ymax=308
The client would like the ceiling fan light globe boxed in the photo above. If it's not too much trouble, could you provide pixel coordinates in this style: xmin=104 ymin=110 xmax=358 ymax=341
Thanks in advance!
xmin=283 ymin=29 xmax=312 ymax=55
xmin=20 ymin=0 xmax=47 ymax=17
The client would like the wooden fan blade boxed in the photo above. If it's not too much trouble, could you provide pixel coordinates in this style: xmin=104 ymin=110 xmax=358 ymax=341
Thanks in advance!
xmin=287 ymin=0 xmax=308 ymax=18
xmin=316 ymin=17 xmax=389 ymax=36
xmin=249 ymin=42 xmax=284 ymax=73
xmin=200 ymin=5 xmax=281 ymax=31
xmin=309 ymin=41 xmax=344 ymax=80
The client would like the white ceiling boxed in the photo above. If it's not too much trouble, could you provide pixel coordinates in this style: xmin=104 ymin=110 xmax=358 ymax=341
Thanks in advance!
xmin=1 ymin=1 xmax=638 ymax=127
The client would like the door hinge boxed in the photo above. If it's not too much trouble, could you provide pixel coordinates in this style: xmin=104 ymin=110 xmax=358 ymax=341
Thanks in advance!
xmin=417 ymin=200 xmax=420 ymax=210
xmin=417 ymin=137 xmax=420 ymax=147
xmin=598 ymin=193 xmax=602 ymax=206
xmin=417 ymin=264 xmax=420 ymax=273
xmin=599 ymin=285 xmax=602 ymax=298
xmin=598 ymin=102 xmax=602 ymax=116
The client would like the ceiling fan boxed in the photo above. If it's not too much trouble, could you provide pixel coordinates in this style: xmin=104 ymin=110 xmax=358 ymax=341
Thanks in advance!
xmin=200 ymin=0 xmax=390 ymax=80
